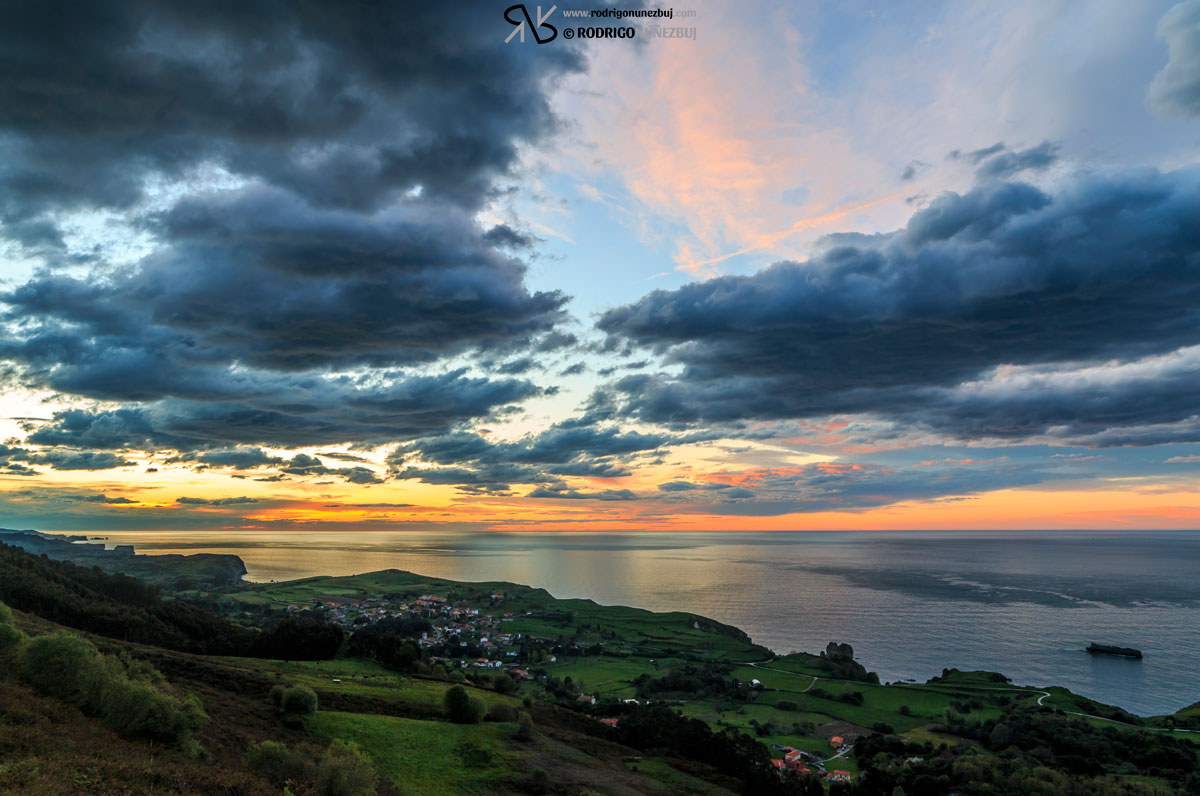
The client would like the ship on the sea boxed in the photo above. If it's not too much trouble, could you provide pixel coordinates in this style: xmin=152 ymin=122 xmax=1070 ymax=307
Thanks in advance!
xmin=1087 ymin=643 xmax=1143 ymax=659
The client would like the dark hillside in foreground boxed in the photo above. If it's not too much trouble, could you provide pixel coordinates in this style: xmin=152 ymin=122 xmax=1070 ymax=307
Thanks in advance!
xmin=0 ymin=540 xmax=256 ymax=654
xmin=0 ymin=530 xmax=246 ymax=590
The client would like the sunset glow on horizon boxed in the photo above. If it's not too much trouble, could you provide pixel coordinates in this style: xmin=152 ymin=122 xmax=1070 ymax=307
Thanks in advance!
xmin=3 ymin=0 xmax=1200 ymax=537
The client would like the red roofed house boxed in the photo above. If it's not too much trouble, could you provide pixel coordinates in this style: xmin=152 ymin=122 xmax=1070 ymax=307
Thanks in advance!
xmin=829 ymin=735 xmax=844 ymax=748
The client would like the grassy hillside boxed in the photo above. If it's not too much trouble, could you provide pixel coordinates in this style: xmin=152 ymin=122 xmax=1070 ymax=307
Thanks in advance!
xmin=2 ymin=549 xmax=1198 ymax=794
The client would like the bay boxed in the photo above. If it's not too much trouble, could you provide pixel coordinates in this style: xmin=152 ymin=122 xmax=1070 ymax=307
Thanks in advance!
xmin=84 ymin=528 xmax=1200 ymax=716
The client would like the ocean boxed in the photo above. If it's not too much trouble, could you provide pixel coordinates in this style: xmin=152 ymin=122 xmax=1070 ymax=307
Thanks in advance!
xmin=81 ymin=529 xmax=1200 ymax=716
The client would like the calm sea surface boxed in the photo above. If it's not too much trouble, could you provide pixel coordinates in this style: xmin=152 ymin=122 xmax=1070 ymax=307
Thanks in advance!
xmin=83 ymin=529 xmax=1200 ymax=716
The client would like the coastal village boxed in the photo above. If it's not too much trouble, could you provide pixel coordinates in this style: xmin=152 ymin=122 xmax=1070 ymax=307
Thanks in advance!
xmin=290 ymin=591 xmax=549 ymax=678
xmin=286 ymin=589 xmax=857 ymax=785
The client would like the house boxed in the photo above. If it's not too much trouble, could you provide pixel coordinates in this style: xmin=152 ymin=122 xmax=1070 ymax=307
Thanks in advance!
xmin=829 ymin=735 xmax=844 ymax=748
xmin=770 ymin=759 xmax=786 ymax=770
xmin=597 ymin=717 xmax=619 ymax=727
xmin=577 ymin=694 xmax=596 ymax=705
xmin=830 ymin=770 xmax=852 ymax=782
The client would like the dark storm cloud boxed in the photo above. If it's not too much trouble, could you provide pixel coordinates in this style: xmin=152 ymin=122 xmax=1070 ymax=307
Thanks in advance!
xmin=25 ymin=450 xmax=134 ymax=471
xmin=69 ymin=494 xmax=137 ymax=504
xmin=176 ymin=496 xmax=260 ymax=506
xmin=0 ymin=0 xmax=582 ymax=466
xmin=675 ymin=460 xmax=1057 ymax=516
xmin=278 ymin=453 xmax=383 ymax=484
xmin=0 ymin=0 xmax=583 ymax=219
xmin=559 ymin=362 xmax=587 ymax=376
xmin=1149 ymin=0 xmax=1200 ymax=119
xmin=526 ymin=485 xmax=639 ymax=501
xmin=973 ymin=141 xmax=1060 ymax=180
xmin=496 ymin=358 xmax=538 ymax=375
xmin=483 ymin=224 xmax=536 ymax=249
xmin=19 ymin=371 xmax=544 ymax=452
xmin=597 ymin=167 xmax=1200 ymax=443
xmin=535 ymin=331 xmax=580 ymax=353
xmin=657 ymin=481 xmax=734 ymax=492
xmin=388 ymin=425 xmax=679 ymax=493
xmin=0 ymin=442 xmax=135 ymax=473
xmin=3 ymin=190 xmax=568 ymax=379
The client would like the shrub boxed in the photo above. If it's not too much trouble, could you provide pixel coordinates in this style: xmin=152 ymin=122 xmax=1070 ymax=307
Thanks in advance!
xmin=444 ymin=684 xmax=470 ymax=721
xmin=17 ymin=630 xmax=206 ymax=746
xmin=247 ymin=740 xmax=316 ymax=785
xmin=515 ymin=711 xmax=535 ymax=740
xmin=270 ymin=683 xmax=287 ymax=708
xmin=467 ymin=696 xmax=488 ymax=724
xmin=0 ymin=621 xmax=23 ymax=653
xmin=492 ymin=673 xmax=516 ymax=694
xmin=282 ymin=685 xmax=319 ymax=715
xmin=100 ymin=677 xmax=206 ymax=741
xmin=444 ymin=685 xmax=488 ymax=724
xmin=316 ymin=739 xmax=377 ymax=796
xmin=19 ymin=631 xmax=108 ymax=706
xmin=487 ymin=703 xmax=517 ymax=722
xmin=776 ymin=699 xmax=798 ymax=711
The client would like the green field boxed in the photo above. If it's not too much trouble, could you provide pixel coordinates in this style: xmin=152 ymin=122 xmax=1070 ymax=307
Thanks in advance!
xmin=309 ymin=711 xmax=519 ymax=795
xmin=214 ymin=567 xmax=1200 ymax=789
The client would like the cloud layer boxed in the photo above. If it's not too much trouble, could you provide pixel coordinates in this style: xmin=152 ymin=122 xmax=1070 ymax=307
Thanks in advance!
xmin=0 ymin=0 xmax=583 ymax=475
xmin=598 ymin=167 xmax=1200 ymax=444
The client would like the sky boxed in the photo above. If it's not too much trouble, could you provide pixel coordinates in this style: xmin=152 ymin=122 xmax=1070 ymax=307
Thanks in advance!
xmin=2 ymin=0 xmax=1200 ymax=534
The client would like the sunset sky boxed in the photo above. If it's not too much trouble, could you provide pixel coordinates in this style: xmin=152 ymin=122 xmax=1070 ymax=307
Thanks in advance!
xmin=3 ymin=0 xmax=1200 ymax=534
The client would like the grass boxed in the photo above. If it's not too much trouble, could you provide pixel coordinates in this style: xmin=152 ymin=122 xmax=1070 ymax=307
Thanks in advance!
xmin=308 ymin=711 xmax=518 ymax=796
xmin=627 ymin=757 xmax=742 ymax=795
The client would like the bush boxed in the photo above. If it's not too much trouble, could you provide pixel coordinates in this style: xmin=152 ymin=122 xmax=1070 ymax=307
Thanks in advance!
xmin=443 ymin=684 xmax=486 ymax=724
xmin=247 ymin=740 xmax=316 ymax=785
xmin=282 ymin=685 xmax=319 ymax=715
xmin=19 ymin=631 xmax=109 ymax=707
xmin=16 ymin=630 xmax=206 ymax=746
xmin=316 ymin=739 xmax=377 ymax=796
xmin=515 ymin=711 xmax=535 ymax=740
xmin=270 ymin=683 xmax=287 ymax=708
xmin=100 ymin=678 xmax=207 ymax=742
xmin=871 ymin=721 xmax=895 ymax=734
xmin=487 ymin=703 xmax=517 ymax=722
xmin=467 ymin=696 xmax=488 ymax=724
xmin=0 ymin=621 xmax=23 ymax=653
xmin=775 ymin=699 xmax=798 ymax=711
xmin=492 ymin=673 xmax=516 ymax=694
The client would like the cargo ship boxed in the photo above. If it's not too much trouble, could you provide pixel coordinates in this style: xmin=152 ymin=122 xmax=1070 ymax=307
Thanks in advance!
xmin=1086 ymin=643 xmax=1142 ymax=659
